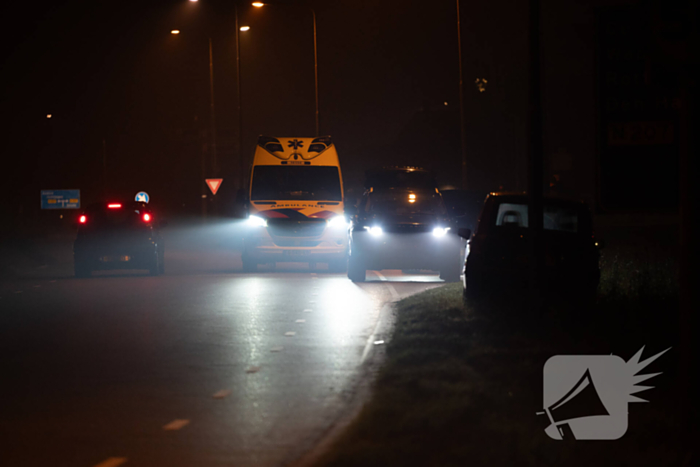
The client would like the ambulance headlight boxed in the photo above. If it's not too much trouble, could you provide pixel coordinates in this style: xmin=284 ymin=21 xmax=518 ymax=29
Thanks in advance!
xmin=432 ymin=227 xmax=450 ymax=237
xmin=328 ymin=216 xmax=348 ymax=229
xmin=247 ymin=215 xmax=267 ymax=227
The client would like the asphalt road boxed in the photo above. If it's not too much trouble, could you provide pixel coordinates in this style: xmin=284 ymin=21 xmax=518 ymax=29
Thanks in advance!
xmin=0 ymin=221 xmax=444 ymax=467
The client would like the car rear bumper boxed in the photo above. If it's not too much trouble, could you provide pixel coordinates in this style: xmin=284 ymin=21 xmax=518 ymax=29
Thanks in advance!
xmin=74 ymin=244 xmax=157 ymax=270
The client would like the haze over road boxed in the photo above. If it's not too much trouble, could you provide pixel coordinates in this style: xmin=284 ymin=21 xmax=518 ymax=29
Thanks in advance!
xmin=0 ymin=221 xmax=443 ymax=467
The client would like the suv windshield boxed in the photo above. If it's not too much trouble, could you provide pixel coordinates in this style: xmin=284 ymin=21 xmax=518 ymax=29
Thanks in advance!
xmin=365 ymin=170 xmax=437 ymax=190
xmin=366 ymin=191 xmax=446 ymax=215
xmin=251 ymin=166 xmax=342 ymax=201
xmin=494 ymin=202 xmax=581 ymax=233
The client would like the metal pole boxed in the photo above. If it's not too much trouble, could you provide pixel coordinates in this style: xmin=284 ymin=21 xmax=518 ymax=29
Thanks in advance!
xmin=456 ymin=0 xmax=468 ymax=189
xmin=209 ymin=37 xmax=217 ymax=176
xmin=311 ymin=7 xmax=319 ymax=136
xmin=527 ymin=0 xmax=544 ymax=314
xmin=235 ymin=3 xmax=244 ymax=192
xmin=102 ymin=138 xmax=107 ymax=196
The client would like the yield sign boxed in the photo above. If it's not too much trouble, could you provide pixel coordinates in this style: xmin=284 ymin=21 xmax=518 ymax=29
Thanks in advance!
xmin=206 ymin=178 xmax=223 ymax=195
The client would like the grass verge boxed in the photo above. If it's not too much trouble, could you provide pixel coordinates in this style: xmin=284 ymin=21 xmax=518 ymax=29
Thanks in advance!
xmin=314 ymin=249 xmax=692 ymax=467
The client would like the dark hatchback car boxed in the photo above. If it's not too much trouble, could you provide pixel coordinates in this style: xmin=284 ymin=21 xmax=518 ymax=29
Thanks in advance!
xmin=460 ymin=193 xmax=602 ymax=303
xmin=73 ymin=201 xmax=165 ymax=277
xmin=347 ymin=187 xmax=463 ymax=282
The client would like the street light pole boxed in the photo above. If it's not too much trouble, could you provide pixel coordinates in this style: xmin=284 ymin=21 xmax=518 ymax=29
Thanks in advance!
xmin=253 ymin=2 xmax=320 ymax=135
xmin=311 ymin=7 xmax=319 ymax=136
xmin=456 ymin=0 xmax=468 ymax=190
xmin=208 ymin=36 xmax=218 ymax=176
xmin=235 ymin=4 xmax=244 ymax=191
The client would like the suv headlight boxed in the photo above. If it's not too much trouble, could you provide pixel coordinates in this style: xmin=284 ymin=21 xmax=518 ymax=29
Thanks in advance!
xmin=247 ymin=215 xmax=267 ymax=227
xmin=327 ymin=215 xmax=348 ymax=229
xmin=432 ymin=227 xmax=450 ymax=237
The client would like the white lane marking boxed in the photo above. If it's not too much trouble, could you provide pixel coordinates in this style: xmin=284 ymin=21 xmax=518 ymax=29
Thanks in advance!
xmin=374 ymin=340 xmax=385 ymax=345
xmin=302 ymin=309 xmax=313 ymax=313
xmin=311 ymin=293 xmax=319 ymax=296
xmin=212 ymin=389 xmax=231 ymax=399
xmin=285 ymin=331 xmax=296 ymax=337
xmin=373 ymin=271 xmax=401 ymax=301
xmin=361 ymin=308 xmax=384 ymax=364
xmin=270 ymin=346 xmax=284 ymax=352
xmin=311 ymin=277 xmax=318 ymax=280
xmin=295 ymin=319 xmax=306 ymax=323
xmin=163 ymin=419 xmax=190 ymax=430
xmin=308 ymin=300 xmax=316 ymax=304
xmin=246 ymin=366 xmax=261 ymax=374
xmin=93 ymin=458 xmax=127 ymax=467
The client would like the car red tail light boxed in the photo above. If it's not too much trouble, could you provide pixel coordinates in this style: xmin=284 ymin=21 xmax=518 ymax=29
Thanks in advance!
xmin=143 ymin=213 xmax=151 ymax=222
xmin=79 ymin=215 xmax=87 ymax=224
xmin=107 ymin=203 xmax=122 ymax=209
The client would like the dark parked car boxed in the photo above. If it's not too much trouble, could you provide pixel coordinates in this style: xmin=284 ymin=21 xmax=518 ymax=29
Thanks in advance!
xmin=459 ymin=193 xmax=602 ymax=303
xmin=73 ymin=201 xmax=166 ymax=277
xmin=347 ymin=187 xmax=463 ymax=282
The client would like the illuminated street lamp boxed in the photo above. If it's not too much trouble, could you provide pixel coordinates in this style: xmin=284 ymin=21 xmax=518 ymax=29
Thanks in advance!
xmin=240 ymin=26 xmax=250 ymax=31
xmin=251 ymin=2 xmax=320 ymax=136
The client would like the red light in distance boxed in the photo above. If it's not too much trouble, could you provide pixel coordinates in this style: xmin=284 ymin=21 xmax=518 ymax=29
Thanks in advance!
xmin=79 ymin=215 xmax=87 ymax=223
xmin=107 ymin=203 xmax=122 ymax=208
xmin=143 ymin=213 xmax=151 ymax=222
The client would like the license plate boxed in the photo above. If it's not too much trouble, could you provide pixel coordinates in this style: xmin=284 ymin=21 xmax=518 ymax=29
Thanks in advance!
xmin=283 ymin=250 xmax=309 ymax=256
xmin=100 ymin=255 xmax=131 ymax=262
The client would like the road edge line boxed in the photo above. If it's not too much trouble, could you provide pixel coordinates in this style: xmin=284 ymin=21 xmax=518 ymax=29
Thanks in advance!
xmin=287 ymin=302 xmax=396 ymax=467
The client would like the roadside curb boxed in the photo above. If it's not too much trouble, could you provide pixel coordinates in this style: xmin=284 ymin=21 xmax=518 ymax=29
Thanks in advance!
xmin=288 ymin=301 xmax=397 ymax=467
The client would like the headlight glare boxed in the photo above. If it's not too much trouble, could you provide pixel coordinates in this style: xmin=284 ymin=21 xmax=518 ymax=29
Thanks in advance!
xmin=247 ymin=215 xmax=267 ymax=227
xmin=328 ymin=215 xmax=348 ymax=229
xmin=363 ymin=226 xmax=383 ymax=236
xmin=432 ymin=227 xmax=450 ymax=237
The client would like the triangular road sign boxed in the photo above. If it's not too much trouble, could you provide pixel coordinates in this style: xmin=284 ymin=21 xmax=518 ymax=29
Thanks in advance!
xmin=205 ymin=178 xmax=223 ymax=195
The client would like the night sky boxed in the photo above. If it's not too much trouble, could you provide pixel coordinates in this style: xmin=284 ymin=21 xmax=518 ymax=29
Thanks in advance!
xmin=1 ymin=0 xmax=688 ymax=218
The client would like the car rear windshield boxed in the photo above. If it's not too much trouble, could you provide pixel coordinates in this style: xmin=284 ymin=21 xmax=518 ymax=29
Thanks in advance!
xmin=494 ymin=202 xmax=581 ymax=233
xmin=251 ymin=166 xmax=342 ymax=201
xmin=366 ymin=191 xmax=446 ymax=215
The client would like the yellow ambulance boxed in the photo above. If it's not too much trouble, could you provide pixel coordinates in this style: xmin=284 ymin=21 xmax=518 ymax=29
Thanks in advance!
xmin=242 ymin=136 xmax=348 ymax=272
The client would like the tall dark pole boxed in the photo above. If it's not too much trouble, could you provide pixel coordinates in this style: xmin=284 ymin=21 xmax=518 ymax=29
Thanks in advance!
xmin=254 ymin=3 xmax=319 ymax=136
xmin=527 ymin=0 xmax=544 ymax=313
xmin=208 ymin=37 xmax=217 ymax=176
xmin=102 ymin=138 xmax=107 ymax=196
xmin=456 ymin=0 xmax=468 ymax=189
xmin=235 ymin=4 xmax=244 ymax=192
xmin=311 ymin=7 xmax=319 ymax=136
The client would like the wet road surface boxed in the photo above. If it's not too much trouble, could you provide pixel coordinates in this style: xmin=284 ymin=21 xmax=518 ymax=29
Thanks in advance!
xmin=0 ymin=222 xmax=444 ymax=466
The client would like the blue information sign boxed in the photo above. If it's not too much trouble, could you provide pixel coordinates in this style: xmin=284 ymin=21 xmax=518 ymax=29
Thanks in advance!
xmin=135 ymin=191 xmax=150 ymax=203
xmin=41 ymin=190 xmax=80 ymax=209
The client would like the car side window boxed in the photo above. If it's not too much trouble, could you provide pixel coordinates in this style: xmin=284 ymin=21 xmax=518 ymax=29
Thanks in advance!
xmin=494 ymin=202 xmax=580 ymax=233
